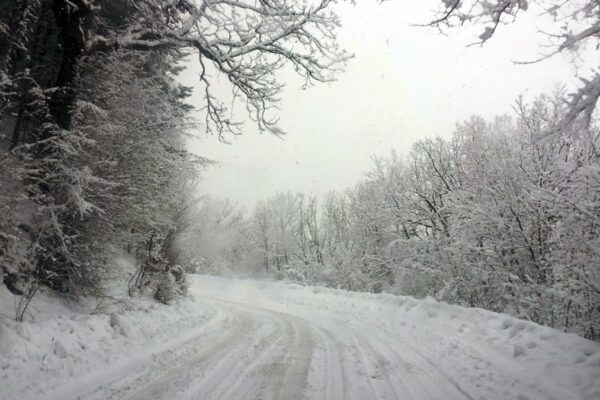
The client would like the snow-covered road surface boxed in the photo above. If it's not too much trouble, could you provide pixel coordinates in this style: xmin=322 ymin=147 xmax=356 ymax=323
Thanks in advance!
xmin=114 ymin=293 xmax=474 ymax=400
xmin=114 ymin=296 xmax=315 ymax=400
xmin=2 ymin=275 xmax=599 ymax=400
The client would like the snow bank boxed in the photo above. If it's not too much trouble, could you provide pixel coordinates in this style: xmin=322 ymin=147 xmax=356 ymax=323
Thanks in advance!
xmin=0 ymin=283 xmax=213 ymax=400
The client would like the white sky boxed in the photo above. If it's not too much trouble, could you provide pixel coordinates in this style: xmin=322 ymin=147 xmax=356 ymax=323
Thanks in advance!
xmin=180 ymin=0 xmax=585 ymax=209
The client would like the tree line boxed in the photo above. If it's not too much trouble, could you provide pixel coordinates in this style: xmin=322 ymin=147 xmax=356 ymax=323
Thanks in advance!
xmin=179 ymin=0 xmax=600 ymax=341
xmin=0 ymin=0 xmax=345 ymax=314
xmin=184 ymin=92 xmax=600 ymax=340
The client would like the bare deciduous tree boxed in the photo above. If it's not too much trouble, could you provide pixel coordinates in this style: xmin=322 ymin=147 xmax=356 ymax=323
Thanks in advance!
xmin=91 ymin=0 xmax=350 ymax=138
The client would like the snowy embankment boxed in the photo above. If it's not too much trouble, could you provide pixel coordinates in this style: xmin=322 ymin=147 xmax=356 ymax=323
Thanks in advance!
xmin=1 ymin=275 xmax=599 ymax=400
xmin=0 ymin=281 xmax=215 ymax=400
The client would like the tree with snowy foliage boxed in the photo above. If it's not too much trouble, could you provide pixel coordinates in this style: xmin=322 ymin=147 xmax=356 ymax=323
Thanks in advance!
xmin=0 ymin=0 xmax=348 ymax=302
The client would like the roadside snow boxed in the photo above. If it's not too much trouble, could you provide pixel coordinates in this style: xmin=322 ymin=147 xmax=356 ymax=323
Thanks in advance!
xmin=1 ymin=274 xmax=598 ymax=400
xmin=0 ymin=282 xmax=214 ymax=400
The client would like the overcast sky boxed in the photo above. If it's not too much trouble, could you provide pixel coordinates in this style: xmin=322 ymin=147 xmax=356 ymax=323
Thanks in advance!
xmin=180 ymin=0 xmax=584 ymax=209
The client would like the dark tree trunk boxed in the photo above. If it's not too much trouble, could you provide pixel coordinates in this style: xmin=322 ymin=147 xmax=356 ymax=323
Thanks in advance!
xmin=49 ymin=0 xmax=93 ymax=130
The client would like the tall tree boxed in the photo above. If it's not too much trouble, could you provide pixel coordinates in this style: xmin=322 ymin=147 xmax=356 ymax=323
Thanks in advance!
xmin=0 ymin=0 xmax=348 ymax=298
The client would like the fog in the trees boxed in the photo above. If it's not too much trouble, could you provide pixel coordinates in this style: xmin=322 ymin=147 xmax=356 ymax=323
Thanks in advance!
xmin=184 ymin=0 xmax=592 ymax=208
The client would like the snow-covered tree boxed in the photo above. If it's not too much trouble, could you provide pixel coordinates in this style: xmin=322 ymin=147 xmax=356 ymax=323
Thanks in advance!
xmin=0 ymin=0 xmax=348 ymax=301
xmin=207 ymin=93 xmax=600 ymax=340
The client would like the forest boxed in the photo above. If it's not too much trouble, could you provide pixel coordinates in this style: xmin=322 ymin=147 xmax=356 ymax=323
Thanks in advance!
xmin=0 ymin=0 xmax=599 ymax=347
xmin=0 ymin=0 xmax=345 ymax=312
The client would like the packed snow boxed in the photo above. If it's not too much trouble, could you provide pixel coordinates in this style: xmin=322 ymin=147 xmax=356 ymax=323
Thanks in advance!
xmin=1 ymin=275 xmax=599 ymax=400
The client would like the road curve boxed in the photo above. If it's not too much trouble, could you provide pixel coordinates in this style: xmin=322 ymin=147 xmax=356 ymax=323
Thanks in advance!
xmin=99 ymin=291 xmax=476 ymax=400
xmin=15 ymin=276 xmax=597 ymax=400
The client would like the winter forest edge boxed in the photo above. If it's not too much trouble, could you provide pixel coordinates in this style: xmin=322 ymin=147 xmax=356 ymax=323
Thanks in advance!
xmin=1 ymin=0 xmax=599 ymax=347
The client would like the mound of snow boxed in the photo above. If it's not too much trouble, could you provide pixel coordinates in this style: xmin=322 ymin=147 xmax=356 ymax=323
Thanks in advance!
xmin=0 ymin=282 xmax=213 ymax=400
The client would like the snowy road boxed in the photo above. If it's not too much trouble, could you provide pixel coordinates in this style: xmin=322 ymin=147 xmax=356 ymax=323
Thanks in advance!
xmin=116 ymin=295 xmax=315 ymax=400
xmin=107 ymin=291 xmax=475 ymax=400
xmin=4 ymin=275 xmax=599 ymax=400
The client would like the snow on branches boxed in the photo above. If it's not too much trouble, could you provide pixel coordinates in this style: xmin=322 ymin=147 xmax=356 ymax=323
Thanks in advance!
xmin=89 ymin=0 xmax=350 ymax=138
xmin=429 ymin=0 xmax=600 ymax=129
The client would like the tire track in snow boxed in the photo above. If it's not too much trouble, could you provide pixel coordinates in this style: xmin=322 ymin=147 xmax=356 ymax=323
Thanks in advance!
xmin=117 ymin=309 xmax=256 ymax=400
xmin=307 ymin=325 xmax=346 ymax=400
xmin=377 ymin=332 xmax=475 ymax=400
xmin=191 ymin=295 xmax=315 ymax=400
xmin=349 ymin=333 xmax=399 ymax=400
xmin=119 ymin=296 xmax=297 ymax=400
xmin=44 ymin=306 xmax=230 ymax=400
xmin=198 ymin=293 xmax=469 ymax=400
xmin=354 ymin=326 xmax=472 ymax=400
xmin=187 ymin=299 xmax=291 ymax=400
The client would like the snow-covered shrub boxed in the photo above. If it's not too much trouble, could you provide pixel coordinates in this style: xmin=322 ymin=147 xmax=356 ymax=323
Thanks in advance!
xmin=276 ymin=261 xmax=321 ymax=285
xmin=154 ymin=265 xmax=188 ymax=305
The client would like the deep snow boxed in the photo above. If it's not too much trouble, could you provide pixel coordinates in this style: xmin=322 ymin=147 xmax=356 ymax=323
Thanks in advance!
xmin=1 ymin=275 xmax=599 ymax=400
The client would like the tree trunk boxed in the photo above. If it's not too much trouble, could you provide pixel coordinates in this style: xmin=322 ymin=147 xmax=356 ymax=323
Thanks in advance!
xmin=49 ymin=0 xmax=93 ymax=130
